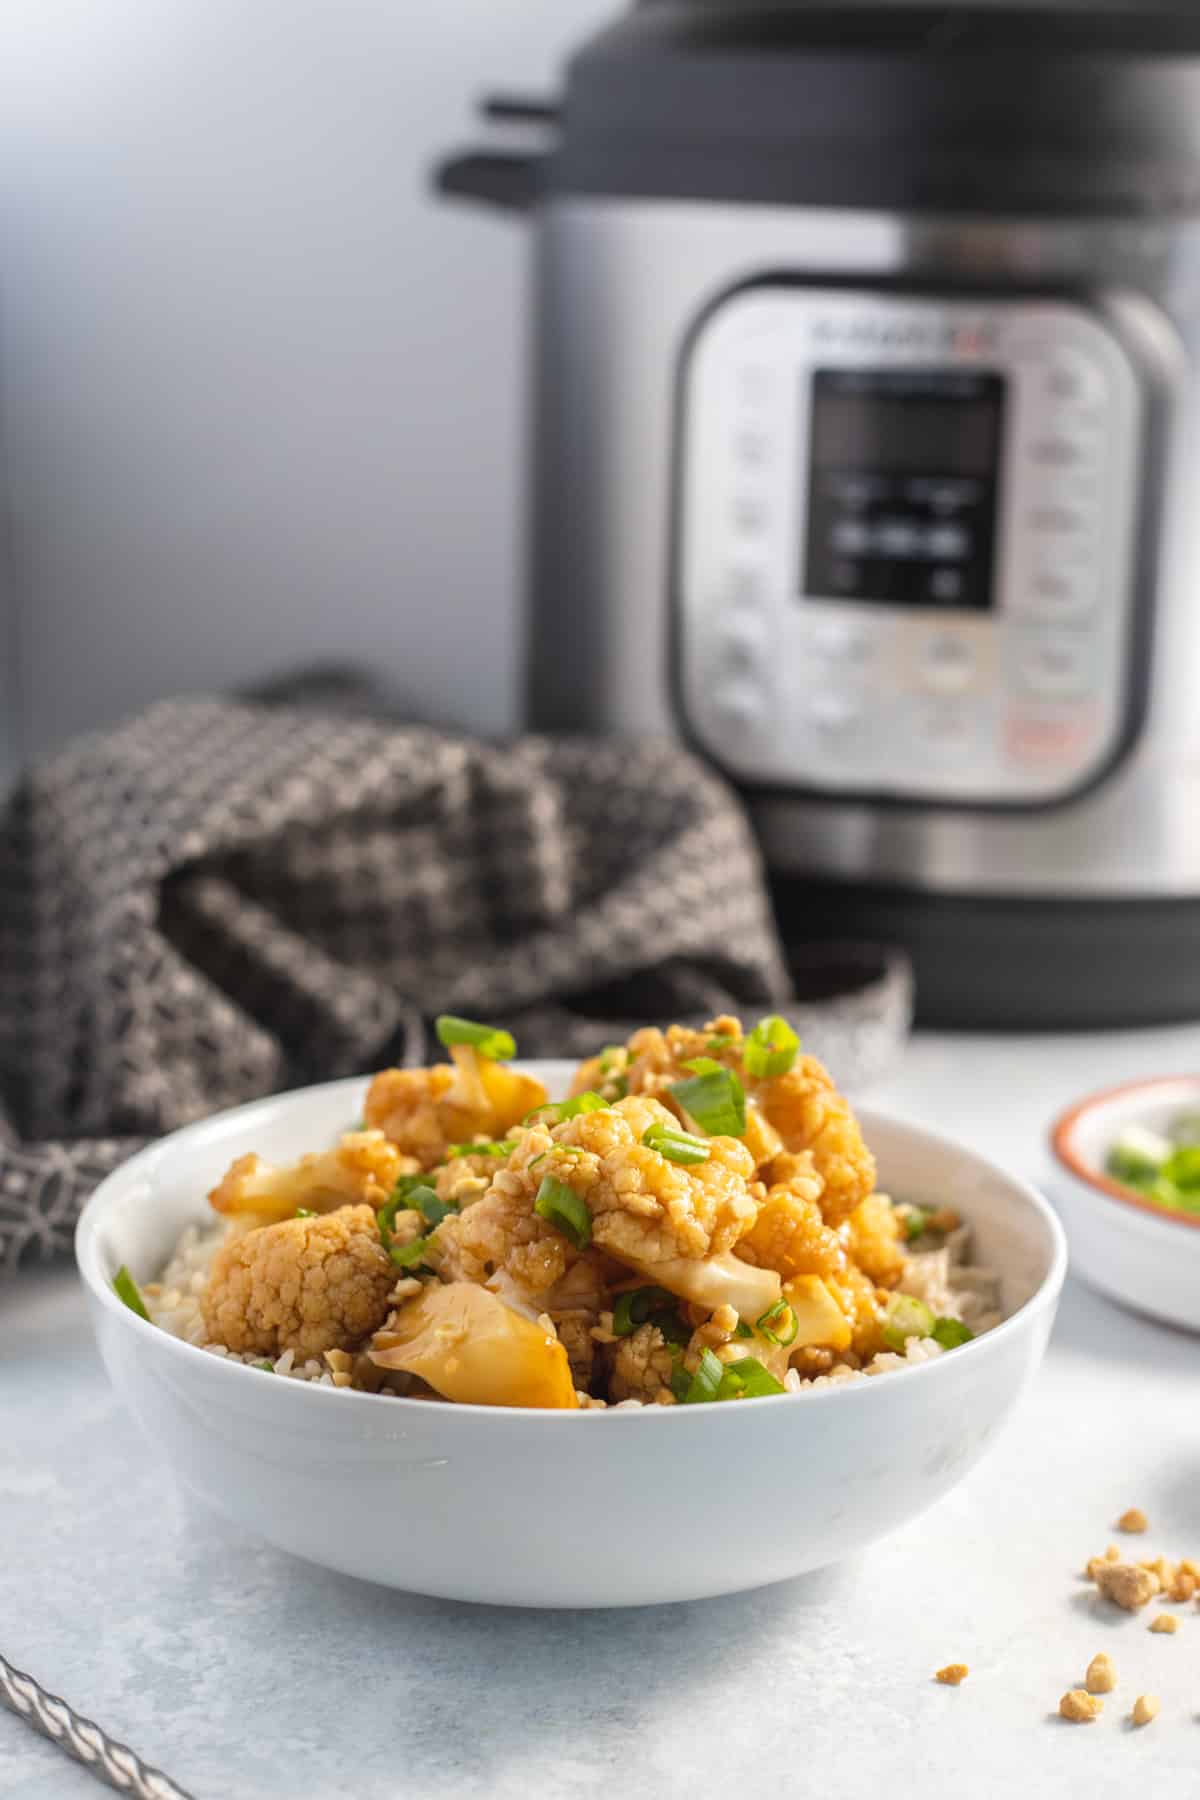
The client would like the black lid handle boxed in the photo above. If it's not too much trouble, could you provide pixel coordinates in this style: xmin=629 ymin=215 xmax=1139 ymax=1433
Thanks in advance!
xmin=433 ymin=149 xmax=543 ymax=213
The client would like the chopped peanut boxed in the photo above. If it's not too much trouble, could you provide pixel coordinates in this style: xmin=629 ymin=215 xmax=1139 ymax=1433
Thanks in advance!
xmin=925 ymin=1207 xmax=960 ymax=1234
xmin=1085 ymin=1653 xmax=1116 ymax=1695
xmin=1118 ymin=1508 xmax=1149 ymax=1534
xmin=1131 ymin=1694 xmax=1160 ymax=1727
xmin=1168 ymin=1568 xmax=1197 ymax=1603
xmin=1149 ymin=1613 xmax=1179 ymax=1635
xmin=1138 ymin=1556 xmax=1175 ymax=1589
xmin=1094 ymin=1561 xmax=1160 ymax=1612
xmin=1059 ymin=1689 xmax=1103 ymax=1723
xmin=1085 ymin=1555 xmax=1110 ymax=1582
xmin=1178 ymin=1557 xmax=1200 ymax=1581
xmin=936 ymin=1664 xmax=969 ymax=1686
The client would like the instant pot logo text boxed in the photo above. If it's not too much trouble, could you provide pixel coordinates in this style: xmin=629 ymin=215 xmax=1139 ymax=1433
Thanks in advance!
xmin=812 ymin=317 xmax=996 ymax=355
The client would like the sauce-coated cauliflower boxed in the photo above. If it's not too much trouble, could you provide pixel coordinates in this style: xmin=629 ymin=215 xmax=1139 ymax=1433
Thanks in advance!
xmin=364 ymin=1050 xmax=546 ymax=1168
xmin=435 ymin=1095 xmax=762 ymax=1306
xmin=201 ymin=1204 xmax=396 ymax=1357
xmin=208 ymin=1130 xmax=409 ymax=1225
xmin=842 ymin=1193 xmax=905 ymax=1288
xmin=571 ymin=1016 xmax=875 ymax=1225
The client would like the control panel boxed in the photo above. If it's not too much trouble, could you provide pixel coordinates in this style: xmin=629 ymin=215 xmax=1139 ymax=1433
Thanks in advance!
xmin=675 ymin=289 xmax=1145 ymax=804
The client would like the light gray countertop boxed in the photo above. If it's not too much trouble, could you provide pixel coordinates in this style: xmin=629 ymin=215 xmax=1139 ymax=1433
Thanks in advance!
xmin=4 ymin=1027 xmax=1200 ymax=1800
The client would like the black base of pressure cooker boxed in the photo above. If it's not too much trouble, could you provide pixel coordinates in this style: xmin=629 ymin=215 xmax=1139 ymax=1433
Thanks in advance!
xmin=771 ymin=876 xmax=1200 ymax=1030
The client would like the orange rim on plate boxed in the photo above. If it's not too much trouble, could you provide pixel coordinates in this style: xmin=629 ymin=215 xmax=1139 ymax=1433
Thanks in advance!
xmin=1050 ymin=1074 xmax=1200 ymax=1233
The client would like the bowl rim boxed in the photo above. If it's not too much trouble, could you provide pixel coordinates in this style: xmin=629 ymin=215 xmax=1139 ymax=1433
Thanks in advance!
xmin=76 ymin=1074 xmax=1068 ymax=1422
xmin=1049 ymin=1073 xmax=1200 ymax=1234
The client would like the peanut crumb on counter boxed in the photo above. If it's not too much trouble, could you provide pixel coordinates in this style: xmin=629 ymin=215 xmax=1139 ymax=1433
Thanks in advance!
xmin=1060 ymin=1689 xmax=1103 ymax=1723
xmin=1085 ymin=1653 xmax=1116 ymax=1695
xmin=1106 ymin=1545 xmax=1122 ymax=1561
xmin=1138 ymin=1556 xmax=1175 ymax=1588
xmin=1118 ymin=1508 xmax=1149 ymax=1534
xmin=1168 ymin=1568 xmax=1197 ymax=1603
xmin=1131 ymin=1694 xmax=1160 ymax=1728
xmin=1094 ymin=1562 xmax=1160 ymax=1611
xmin=935 ymin=1664 xmax=968 ymax=1686
xmin=1149 ymin=1613 xmax=1179 ymax=1635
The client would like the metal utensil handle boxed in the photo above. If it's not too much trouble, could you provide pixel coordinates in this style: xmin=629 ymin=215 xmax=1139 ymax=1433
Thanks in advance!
xmin=0 ymin=1652 xmax=194 ymax=1800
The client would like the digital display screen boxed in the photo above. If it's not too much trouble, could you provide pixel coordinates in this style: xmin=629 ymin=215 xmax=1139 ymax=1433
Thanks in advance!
xmin=802 ymin=368 xmax=1006 ymax=611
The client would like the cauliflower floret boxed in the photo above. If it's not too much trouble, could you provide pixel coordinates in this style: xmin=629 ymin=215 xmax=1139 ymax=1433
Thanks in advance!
xmin=201 ymin=1204 xmax=396 ymax=1357
xmin=752 ymin=1057 xmax=875 ymax=1225
xmin=570 ymin=1018 xmax=873 ymax=1225
xmin=208 ymin=1130 xmax=410 ymax=1224
xmin=551 ymin=1311 xmax=597 ymax=1390
xmin=432 ymin=1095 xmax=771 ymax=1315
xmin=736 ymin=1155 xmax=846 ymax=1280
xmin=843 ymin=1193 xmax=905 ymax=1287
xmin=608 ymin=1322 xmax=677 ymax=1404
xmin=363 ymin=1065 xmax=456 ymax=1165
xmin=365 ymin=1049 xmax=547 ymax=1168
xmin=824 ymin=1261 xmax=886 ymax=1359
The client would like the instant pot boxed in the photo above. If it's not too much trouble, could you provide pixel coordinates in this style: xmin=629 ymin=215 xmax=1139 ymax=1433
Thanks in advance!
xmin=438 ymin=0 xmax=1200 ymax=1028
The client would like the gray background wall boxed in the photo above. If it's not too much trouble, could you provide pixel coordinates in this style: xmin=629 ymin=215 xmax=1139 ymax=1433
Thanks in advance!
xmin=0 ymin=0 xmax=613 ymax=779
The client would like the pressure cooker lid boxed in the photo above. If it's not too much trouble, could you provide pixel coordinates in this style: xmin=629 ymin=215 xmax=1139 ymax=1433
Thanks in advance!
xmin=538 ymin=0 xmax=1200 ymax=214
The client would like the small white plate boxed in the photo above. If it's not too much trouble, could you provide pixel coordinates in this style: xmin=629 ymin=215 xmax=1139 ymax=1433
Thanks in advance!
xmin=1050 ymin=1073 xmax=1200 ymax=1333
xmin=76 ymin=1064 xmax=1065 ymax=1607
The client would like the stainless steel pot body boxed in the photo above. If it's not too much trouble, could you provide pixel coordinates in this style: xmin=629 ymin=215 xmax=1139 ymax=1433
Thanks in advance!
xmin=529 ymin=199 xmax=1200 ymax=900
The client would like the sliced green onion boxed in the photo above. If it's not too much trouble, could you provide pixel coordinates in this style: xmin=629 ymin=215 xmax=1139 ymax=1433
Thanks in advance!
xmin=1164 ymin=1145 xmax=1200 ymax=1192
xmin=930 ymin=1316 xmax=974 ymax=1349
xmin=743 ymin=1014 xmax=800 ymax=1079
xmin=447 ymin=1138 xmax=515 ymax=1160
xmin=294 ymin=1207 xmax=317 ymax=1218
xmin=556 ymin=1092 xmax=608 ymax=1120
xmin=388 ymin=1234 xmax=435 ymax=1270
xmin=715 ymin=1356 xmax=787 ymax=1399
xmin=682 ymin=1350 xmax=787 ymax=1403
xmin=882 ymin=1292 xmax=936 ymax=1351
xmin=112 ymin=1264 xmax=149 ymax=1321
xmin=641 ymin=1122 xmax=710 ymax=1165
xmin=611 ymin=1286 xmax=687 ymax=1345
xmin=669 ymin=1065 xmax=746 ymax=1138
xmin=682 ymin=1348 xmax=726 ymax=1404
xmin=903 ymin=1206 xmax=932 ymax=1242
xmin=1106 ymin=1124 xmax=1171 ymax=1186
xmin=755 ymin=1299 xmax=799 ymax=1347
xmin=681 ymin=1056 xmax=724 ymax=1076
xmin=533 ymin=1176 xmax=592 ymax=1250
xmin=609 ymin=1076 xmax=629 ymax=1099
xmin=411 ymin=1188 xmax=455 ymax=1228
xmin=612 ymin=1286 xmax=676 ymax=1336
xmin=669 ymin=1360 xmax=693 ymax=1403
xmin=706 ymin=1033 xmax=738 ymax=1052
xmin=734 ymin=1319 xmax=754 ymax=1340
xmin=598 ymin=1046 xmax=627 ymax=1074
xmin=378 ymin=1184 xmax=449 ymax=1248
xmin=434 ymin=1015 xmax=516 ymax=1061
xmin=255 ymin=1360 xmax=275 ymax=1373
xmin=522 ymin=1092 xmax=609 ymax=1127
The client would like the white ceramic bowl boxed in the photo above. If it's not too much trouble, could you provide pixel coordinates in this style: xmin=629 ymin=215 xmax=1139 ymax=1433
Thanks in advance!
xmin=77 ymin=1064 xmax=1065 ymax=1608
xmin=1050 ymin=1073 xmax=1200 ymax=1333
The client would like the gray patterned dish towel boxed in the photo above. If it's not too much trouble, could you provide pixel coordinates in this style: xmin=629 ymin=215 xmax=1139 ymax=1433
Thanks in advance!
xmin=0 ymin=697 xmax=910 ymax=1272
